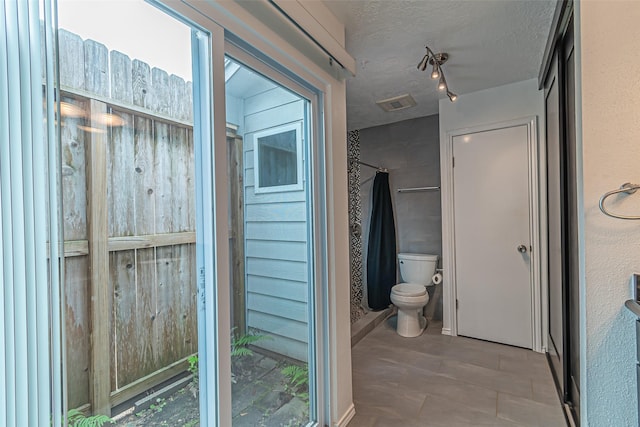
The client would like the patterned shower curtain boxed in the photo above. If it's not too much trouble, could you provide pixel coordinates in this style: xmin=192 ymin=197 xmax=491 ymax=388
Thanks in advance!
xmin=347 ymin=130 xmax=366 ymax=323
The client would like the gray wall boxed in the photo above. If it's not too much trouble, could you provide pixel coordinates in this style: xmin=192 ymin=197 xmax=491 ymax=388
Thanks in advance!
xmin=359 ymin=114 xmax=442 ymax=317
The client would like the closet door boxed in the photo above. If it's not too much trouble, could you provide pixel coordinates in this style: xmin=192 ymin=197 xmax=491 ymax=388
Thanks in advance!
xmin=543 ymin=14 xmax=579 ymax=426
xmin=563 ymin=21 xmax=580 ymax=424
xmin=544 ymin=51 xmax=565 ymax=400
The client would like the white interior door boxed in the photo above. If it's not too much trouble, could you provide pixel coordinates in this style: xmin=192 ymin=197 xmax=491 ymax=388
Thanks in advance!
xmin=453 ymin=124 xmax=533 ymax=348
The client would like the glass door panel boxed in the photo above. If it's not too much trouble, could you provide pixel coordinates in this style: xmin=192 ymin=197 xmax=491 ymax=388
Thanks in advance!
xmin=225 ymin=56 xmax=317 ymax=426
xmin=56 ymin=1 xmax=213 ymax=424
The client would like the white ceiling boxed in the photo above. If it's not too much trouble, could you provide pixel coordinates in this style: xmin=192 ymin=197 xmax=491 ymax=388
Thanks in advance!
xmin=323 ymin=0 xmax=556 ymax=131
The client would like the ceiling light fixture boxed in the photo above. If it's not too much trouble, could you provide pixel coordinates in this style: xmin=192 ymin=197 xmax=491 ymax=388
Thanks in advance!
xmin=417 ymin=46 xmax=457 ymax=102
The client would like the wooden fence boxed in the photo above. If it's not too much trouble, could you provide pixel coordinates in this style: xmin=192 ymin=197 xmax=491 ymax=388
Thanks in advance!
xmin=59 ymin=29 xmax=201 ymax=415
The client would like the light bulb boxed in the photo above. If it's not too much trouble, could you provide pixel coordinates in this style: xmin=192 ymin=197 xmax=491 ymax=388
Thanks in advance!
xmin=447 ymin=91 xmax=458 ymax=102
xmin=438 ymin=77 xmax=447 ymax=91
xmin=431 ymin=64 xmax=440 ymax=79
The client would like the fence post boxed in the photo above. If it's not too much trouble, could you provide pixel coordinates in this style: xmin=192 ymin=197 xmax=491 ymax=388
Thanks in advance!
xmin=228 ymin=128 xmax=246 ymax=333
xmin=86 ymin=99 xmax=111 ymax=416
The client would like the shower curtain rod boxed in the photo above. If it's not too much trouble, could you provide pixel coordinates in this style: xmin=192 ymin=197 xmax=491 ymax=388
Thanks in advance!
xmin=348 ymin=157 xmax=388 ymax=172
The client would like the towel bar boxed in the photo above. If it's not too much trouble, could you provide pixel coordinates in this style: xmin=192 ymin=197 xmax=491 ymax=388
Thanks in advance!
xmin=598 ymin=182 xmax=640 ymax=220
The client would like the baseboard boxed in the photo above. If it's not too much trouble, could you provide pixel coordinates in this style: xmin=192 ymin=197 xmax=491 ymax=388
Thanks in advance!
xmin=441 ymin=327 xmax=452 ymax=336
xmin=335 ymin=403 xmax=356 ymax=427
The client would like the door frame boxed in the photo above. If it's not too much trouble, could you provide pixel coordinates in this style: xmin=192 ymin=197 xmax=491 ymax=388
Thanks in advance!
xmin=441 ymin=116 xmax=545 ymax=352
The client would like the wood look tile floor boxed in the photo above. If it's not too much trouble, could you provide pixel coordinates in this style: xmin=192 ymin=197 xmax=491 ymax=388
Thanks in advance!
xmin=348 ymin=317 xmax=567 ymax=427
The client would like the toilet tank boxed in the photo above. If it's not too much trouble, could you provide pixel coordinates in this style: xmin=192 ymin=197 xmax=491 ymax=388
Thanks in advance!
xmin=398 ymin=253 xmax=439 ymax=285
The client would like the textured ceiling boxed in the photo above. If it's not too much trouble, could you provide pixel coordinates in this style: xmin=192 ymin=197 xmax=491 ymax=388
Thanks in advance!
xmin=323 ymin=0 xmax=556 ymax=131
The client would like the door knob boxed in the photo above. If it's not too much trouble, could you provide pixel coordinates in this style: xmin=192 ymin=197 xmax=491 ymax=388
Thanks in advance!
xmin=517 ymin=245 xmax=527 ymax=253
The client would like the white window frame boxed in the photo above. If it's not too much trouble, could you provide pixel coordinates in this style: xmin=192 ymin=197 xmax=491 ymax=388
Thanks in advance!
xmin=253 ymin=121 xmax=304 ymax=194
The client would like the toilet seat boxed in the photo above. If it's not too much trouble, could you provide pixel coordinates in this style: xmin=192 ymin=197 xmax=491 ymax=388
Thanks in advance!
xmin=391 ymin=282 xmax=426 ymax=297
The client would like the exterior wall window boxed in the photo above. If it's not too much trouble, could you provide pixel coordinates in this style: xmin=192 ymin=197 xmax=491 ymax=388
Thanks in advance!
xmin=254 ymin=122 xmax=303 ymax=193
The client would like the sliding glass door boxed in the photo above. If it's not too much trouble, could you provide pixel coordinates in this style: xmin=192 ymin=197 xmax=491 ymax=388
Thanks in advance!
xmin=55 ymin=1 xmax=219 ymax=424
xmin=53 ymin=1 xmax=326 ymax=426
xmin=224 ymin=51 xmax=323 ymax=426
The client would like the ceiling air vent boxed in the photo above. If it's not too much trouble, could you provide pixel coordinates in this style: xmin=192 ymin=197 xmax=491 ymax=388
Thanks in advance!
xmin=376 ymin=93 xmax=416 ymax=112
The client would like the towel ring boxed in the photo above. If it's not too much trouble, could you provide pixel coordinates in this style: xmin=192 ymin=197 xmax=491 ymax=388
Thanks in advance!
xmin=598 ymin=182 xmax=640 ymax=220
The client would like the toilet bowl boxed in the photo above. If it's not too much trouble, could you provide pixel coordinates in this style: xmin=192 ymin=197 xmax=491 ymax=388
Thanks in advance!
xmin=390 ymin=253 xmax=439 ymax=337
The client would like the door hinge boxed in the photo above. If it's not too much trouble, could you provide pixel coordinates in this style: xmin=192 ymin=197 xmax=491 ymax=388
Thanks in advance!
xmin=456 ymin=299 xmax=459 ymax=310
xmin=452 ymin=157 xmax=455 ymax=168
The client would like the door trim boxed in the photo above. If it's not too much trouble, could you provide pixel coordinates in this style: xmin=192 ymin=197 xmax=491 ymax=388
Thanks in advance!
xmin=441 ymin=116 xmax=544 ymax=352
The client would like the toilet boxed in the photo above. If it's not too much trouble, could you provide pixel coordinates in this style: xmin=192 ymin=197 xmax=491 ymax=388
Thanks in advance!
xmin=390 ymin=253 xmax=439 ymax=337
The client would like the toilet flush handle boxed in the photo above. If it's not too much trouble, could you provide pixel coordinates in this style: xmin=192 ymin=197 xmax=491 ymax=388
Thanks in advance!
xmin=517 ymin=244 xmax=527 ymax=253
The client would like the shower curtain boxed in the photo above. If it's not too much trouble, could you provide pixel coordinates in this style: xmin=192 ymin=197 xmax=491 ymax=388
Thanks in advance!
xmin=367 ymin=171 xmax=396 ymax=310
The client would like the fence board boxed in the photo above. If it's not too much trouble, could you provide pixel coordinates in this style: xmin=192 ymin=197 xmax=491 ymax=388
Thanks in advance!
xmin=64 ymin=256 xmax=90 ymax=409
xmin=169 ymin=75 xmax=188 ymax=121
xmin=61 ymin=96 xmax=87 ymax=240
xmin=154 ymin=122 xmax=172 ymax=233
xmin=110 ymin=250 xmax=150 ymax=389
xmin=110 ymin=356 xmax=190 ymax=408
xmin=133 ymin=116 xmax=156 ymax=235
xmin=151 ymin=67 xmax=170 ymax=115
xmin=170 ymin=125 xmax=192 ymax=232
xmin=53 ymin=233 xmax=196 ymax=259
xmin=185 ymin=82 xmax=194 ymax=122
xmin=154 ymin=245 xmax=194 ymax=367
xmin=110 ymin=51 xmax=133 ymax=105
xmin=187 ymin=130 xmax=196 ymax=230
xmin=181 ymin=244 xmax=197 ymax=354
xmin=131 ymin=248 xmax=156 ymax=384
xmin=132 ymin=59 xmax=151 ymax=109
xmin=84 ymin=39 xmax=109 ymax=97
xmin=154 ymin=245 xmax=173 ymax=368
xmin=108 ymin=232 xmax=195 ymax=252
xmin=58 ymin=29 xmax=84 ymax=90
xmin=108 ymin=110 xmax=135 ymax=237
xmin=64 ymin=240 xmax=89 ymax=257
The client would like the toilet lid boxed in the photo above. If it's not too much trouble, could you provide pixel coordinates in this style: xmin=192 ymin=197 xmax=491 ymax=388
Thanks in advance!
xmin=392 ymin=283 xmax=426 ymax=296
